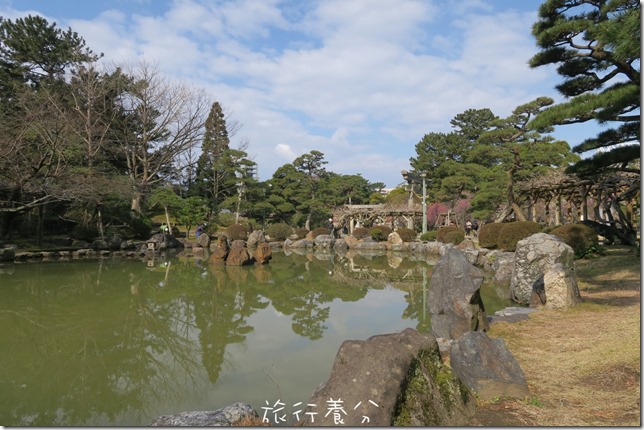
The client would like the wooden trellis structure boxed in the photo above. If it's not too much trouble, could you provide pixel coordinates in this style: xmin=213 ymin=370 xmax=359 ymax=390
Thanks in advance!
xmin=332 ymin=204 xmax=424 ymax=233
xmin=515 ymin=170 xmax=639 ymax=244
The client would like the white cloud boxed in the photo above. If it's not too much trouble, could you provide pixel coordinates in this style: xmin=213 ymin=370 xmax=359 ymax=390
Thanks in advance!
xmin=0 ymin=0 xmax=568 ymax=187
xmin=275 ymin=143 xmax=297 ymax=161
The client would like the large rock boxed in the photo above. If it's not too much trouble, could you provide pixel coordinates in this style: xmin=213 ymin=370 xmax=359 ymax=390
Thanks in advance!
xmin=196 ymin=232 xmax=210 ymax=248
xmin=300 ymin=328 xmax=474 ymax=426
xmin=247 ymin=230 xmax=265 ymax=248
xmin=428 ymin=248 xmax=489 ymax=340
xmin=225 ymin=240 xmax=252 ymax=266
xmin=253 ymin=242 xmax=272 ymax=264
xmin=542 ymin=263 xmax=581 ymax=310
xmin=0 ymin=247 xmax=15 ymax=262
xmin=150 ymin=402 xmax=258 ymax=426
xmin=510 ymin=233 xmax=576 ymax=305
xmin=314 ymin=234 xmax=335 ymax=249
xmin=147 ymin=233 xmax=184 ymax=250
xmin=449 ymin=331 xmax=530 ymax=401
xmin=208 ymin=236 xmax=229 ymax=265
xmin=387 ymin=231 xmax=403 ymax=245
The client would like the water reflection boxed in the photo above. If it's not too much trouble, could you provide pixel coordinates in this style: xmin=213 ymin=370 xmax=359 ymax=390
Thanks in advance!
xmin=0 ymin=250 xmax=510 ymax=426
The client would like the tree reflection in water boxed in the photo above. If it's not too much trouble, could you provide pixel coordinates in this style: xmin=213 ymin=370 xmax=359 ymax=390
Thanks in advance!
xmin=0 ymin=250 xmax=511 ymax=426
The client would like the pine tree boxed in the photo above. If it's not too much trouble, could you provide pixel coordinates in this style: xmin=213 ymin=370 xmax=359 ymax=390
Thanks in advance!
xmin=195 ymin=101 xmax=231 ymax=212
xmin=529 ymin=0 xmax=640 ymax=176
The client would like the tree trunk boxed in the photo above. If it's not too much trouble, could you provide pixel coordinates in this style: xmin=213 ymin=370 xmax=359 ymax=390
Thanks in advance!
xmin=164 ymin=205 xmax=172 ymax=235
xmin=131 ymin=192 xmax=142 ymax=214
xmin=305 ymin=212 xmax=311 ymax=231
xmin=97 ymin=208 xmax=105 ymax=241
xmin=36 ymin=204 xmax=44 ymax=247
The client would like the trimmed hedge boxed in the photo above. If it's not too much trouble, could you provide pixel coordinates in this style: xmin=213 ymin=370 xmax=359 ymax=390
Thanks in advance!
xmin=497 ymin=221 xmax=542 ymax=252
xmin=266 ymin=223 xmax=293 ymax=241
xmin=420 ymin=230 xmax=438 ymax=242
xmin=369 ymin=225 xmax=392 ymax=241
xmin=396 ymin=228 xmax=417 ymax=242
xmin=478 ymin=222 xmax=504 ymax=249
xmin=294 ymin=227 xmax=309 ymax=239
xmin=436 ymin=226 xmax=462 ymax=243
xmin=550 ymin=223 xmax=603 ymax=258
xmin=226 ymin=223 xmax=249 ymax=241
xmin=353 ymin=227 xmax=370 ymax=239
xmin=311 ymin=227 xmax=330 ymax=238
xmin=444 ymin=229 xmax=465 ymax=245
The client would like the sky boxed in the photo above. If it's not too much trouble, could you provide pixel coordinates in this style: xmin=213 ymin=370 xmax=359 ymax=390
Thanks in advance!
xmin=0 ymin=0 xmax=597 ymax=188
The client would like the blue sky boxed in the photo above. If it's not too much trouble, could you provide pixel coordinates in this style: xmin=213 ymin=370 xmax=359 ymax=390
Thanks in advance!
xmin=0 ymin=0 xmax=596 ymax=188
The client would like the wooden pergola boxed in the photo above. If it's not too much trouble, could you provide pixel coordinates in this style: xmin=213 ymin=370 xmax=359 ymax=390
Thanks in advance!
xmin=332 ymin=204 xmax=424 ymax=233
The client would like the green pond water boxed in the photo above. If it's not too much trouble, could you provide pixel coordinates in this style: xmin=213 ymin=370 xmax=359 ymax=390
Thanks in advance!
xmin=0 ymin=249 xmax=511 ymax=426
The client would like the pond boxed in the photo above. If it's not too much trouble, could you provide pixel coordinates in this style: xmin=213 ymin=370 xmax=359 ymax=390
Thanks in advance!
xmin=0 ymin=248 xmax=511 ymax=426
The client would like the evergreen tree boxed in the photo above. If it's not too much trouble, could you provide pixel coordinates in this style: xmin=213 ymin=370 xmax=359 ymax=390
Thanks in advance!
xmin=194 ymin=102 xmax=231 ymax=211
xmin=529 ymin=0 xmax=640 ymax=176
xmin=472 ymin=97 xmax=579 ymax=221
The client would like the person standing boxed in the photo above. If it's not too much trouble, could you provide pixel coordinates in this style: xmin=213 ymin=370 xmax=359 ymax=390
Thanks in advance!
xmin=195 ymin=223 xmax=203 ymax=239
xmin=465 ymin=220 xmax=472 ymax=236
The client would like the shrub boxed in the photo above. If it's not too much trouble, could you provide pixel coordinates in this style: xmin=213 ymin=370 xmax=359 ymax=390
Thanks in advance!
xmin=217 ymin=212 xmax=237 ymax=227
xmin=294 ymin=227 xmax=309 ymax=239
xmin=478 ymin=222 xmax=504 ymax=249
xmin=444 ymin=229 xmax=465 ymax=245
xmin=396 ymin=227 xmax=417 ymax=242
xmin=127 ymin=216 xmax=152 ymax=239
xmin=420 ymin=230 xmax=437 ymax=241
xmin=436 ymin=226 xmax=462 ymax=243
xmin=369 ymin=225 xmax=392 ymax=240
xmin=266 ymin=223 xmax=292 ymax=241
xmin=497 ymin=221 xmax=542 ymax=252
xmin=550 ymin=223 xmax=604 ymax=258
xmin=311 ymin=227 xmax=330 ymax=238
xmin=71 ymin=223 xmax=99 ymax=241
xmin=370 ymin=228 xmax=387 ymax=242
xmin=353 ymin=227 xmax=370 ymax=239
xmin=226 ymin=223 xmax=249 ymax=241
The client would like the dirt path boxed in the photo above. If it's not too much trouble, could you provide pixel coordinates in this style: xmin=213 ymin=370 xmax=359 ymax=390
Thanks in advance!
xmin=468 ymin=246 xmax=641 ymax=426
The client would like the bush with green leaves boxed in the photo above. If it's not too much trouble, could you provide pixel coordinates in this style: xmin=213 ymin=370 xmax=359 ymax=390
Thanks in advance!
xmin=497 ymin=221 xmax=542 ymax=252
xmin=294 ymin=227 xmax=309 ymax=239
xmin=444 ymin=229 xmax=465 ymax=245
xmin=266 ymin=223 xmax=293 ymax=241
xmin=420 ymin=230 xmax=437 ymax=241
xmin=127 ymin=215 xmax=152 ymax=239
xmin=478 ymin=222 xmax=504 ymax=249
xmin=436 ymin=226 xmax=462 ymax=243
xmin=226 ymin=223 xmax=249 ymax=241
xmin=353 ymin=227 xmax=370 ymax=239
xmin=396 ymin=227 xmax=417 ymax=242
xmin=369 ymin=225 xmax=392 ymax=241
xmin=217 ymin=212 xmax=237 ymax=227
xmin=550 ymin=223 xmax=604 ymax=259
xmin=71 ymin=223 xmax=99 ymax=241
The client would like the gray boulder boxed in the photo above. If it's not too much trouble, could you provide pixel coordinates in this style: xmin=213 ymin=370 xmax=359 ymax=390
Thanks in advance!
xmin=428 ymin=248 xmax=489 ymax=340
xmin=0 ymin=247 xmax=15 ymax=262
xmin=150 ymin=402 xmax=259 ymax=426
xmin=246 ymin=230 xmax=265 ymax=248
xmin=196 ymin=232 xmax=211 ymax=248
xmin=450 ymin=331 xmax=530 ymax=401
xmin=541 ymin=262 xmax=581 ymax=309
xmin=387 ymin=231 xmax=403 ymax=245
xmin=300 ymin=328 xmax=474 ymax=426
xmin=314 ymin=234 xmax=335 ymax=249
xmin=147 ymin=233 xmax=184 ymax=250
xmin=510 ymin=233 xmax=575 ymax=305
